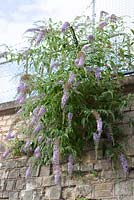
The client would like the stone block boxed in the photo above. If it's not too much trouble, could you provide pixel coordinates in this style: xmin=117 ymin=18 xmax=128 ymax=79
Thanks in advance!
xmin=75 ymin=185 xmax=92 ymax=199
xmin=20 ymin=167 xmax=27 ymax=178
xmin=6 ymin=180 xmax=15 ymax=191
xmin=16 ymin=179 xmax=26 ymax=190
xmin=62 ymin=187 xmax=75 ymax=200
xmin=114 ymin=180 xmax=133 ymax=196
xmin=39 ymin=165 xmax=50 ymax=177
xmin=95 ymin=182 xmax=113 ymax=191
xmin=126 ymin=135 xmax=134 ymax=155
xmin=45 ymin=186 xmax=61 ymax=199
xmin=94 ymin=159 xmax=112 ymax=171
xmin=0 ymin=169 xmax=9 ymax=179
xmin=20 ymin=190 xmax=37 ymax=200
xmin=26 ymin=177 xmax=42 ymax=190
xmin=0 ymin=180 xmax=6 ymax=191
xmin=42 ymin=175 xmax=55 ymax=187
xmin=61 ymin=175 xmax=83 ymax=187
xmin=9 ymin=191 xmax=19 ymax=200
xmin=4 ymin=159 xmax=18 ymax=169
xmin=2 ymin=191 xmax=9 ymax=199
xmin=8 ymin=169 xmax=20 ymax=179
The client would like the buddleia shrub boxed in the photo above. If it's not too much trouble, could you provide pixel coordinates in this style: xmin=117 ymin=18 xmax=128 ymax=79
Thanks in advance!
xmin=4 ymin=12 xmax=134 ymax=182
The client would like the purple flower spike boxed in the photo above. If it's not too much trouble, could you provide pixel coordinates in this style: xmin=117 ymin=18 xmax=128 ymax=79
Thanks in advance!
xmin=2 ymin=149 xmax=11 ymax=159
xmin=50 ymin=61 xmax=60 ymax=70
xmin=61 ymin=91 xmax=68 ymax=110
xmin=75 ymin=58 xmax=79 ymax=66
xmin=119 ymin=154 xmax=129 ymax=175
xmin=82 ymin=44 xmax=89 ymax=52
xmin=30 ymin=116 xmax=37 ymax=126
xmin=96 ymin=117 xmax=103 ymax=134
xmin=25 ymin=140 xmax=32 ymax=148
xmin=86 ymin=66 xmax=93 ymax=73
xmin=33 ymin=123 xmax=42 ymax=134
xmin=68 ymin=112 xmax=73 ymax=127
xmin=38 ymin=106 xmax=46 ymax=117
xmin=38 ymin=136 xmax=44 ymax=144
xmin=87 ymin=34 xmax=94 ymax=41
xmin=110 ymin=14 xmax=117 ymax=22
xmin=54 ymin=167 xmax=60 ymax=184
xmin=17 ymin=82 xmax=29 ymax=95
xmin=68 ymin=73 xmax=75 ymax=85
xmin=95 ymin=68 xmax=101 ymax=80
xmin=68 ymin=155 xmax=74 ymax=176
xmin=93 ymin=132 xmax=101 ymax=143
xmin=98 ymin=21 xmax=107 ymax=29
xmin=25 ymin=166 xmax=31 ymax=178
xmin=36 ymin=31 xmax=45 ymax=44
xmin=6 ymin=132 xmax=15 ymax=139
xmin=17 ymin=108 xmax=23 ymax=115
xmin=61 ymin=22 xmax=70 ymax=32
xmin=78 ymin=56 xmax=85 ymax=66
xmin=17 ymin=94 xmax=26 ymax=104
xmin=53 ymin=141 xmax=60 ymax=165
xmin=33 ymin=106 xmax=40 ymax=116
xmin=75 ymin=56 xmax=85 ymax=67
xmin=34 ymin=146 xmax=41 ymax=158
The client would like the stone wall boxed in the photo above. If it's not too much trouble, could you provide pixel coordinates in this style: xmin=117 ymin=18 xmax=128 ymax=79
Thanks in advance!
xmin=0 ymin=77 xmax=134 ymax=200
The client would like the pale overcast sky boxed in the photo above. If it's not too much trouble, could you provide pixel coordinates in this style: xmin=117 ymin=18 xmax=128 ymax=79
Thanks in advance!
xmin=0 ymin=0 xmax=134 ymax=103
xmin=0 ymin=0 xmax=134 ymax=46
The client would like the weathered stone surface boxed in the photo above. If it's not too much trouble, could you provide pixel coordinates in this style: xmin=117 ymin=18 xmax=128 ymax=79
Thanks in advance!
xmin=39 ymin=165 xmax=50 ymax=177
xmin=45 ymin=186 xmax=61 ymax=200
xmin=26 ymin=177 xmax=42 ymax=190
xmin=0 ymin=169 xmax=9 ymax=179
xmin=114 ymin=180 xmax=133 ymax=196
xmin=6 ymin=180 xmax=15 ymax=191
xmin=16 ymin=179 xmax=25 ymax=190
xmin=62 ymin=187 xmax=75 ymax=200
xmin=0 ymin=180 xmax=6 ymax=191
xmin=8 ymin=169 xmax=19 ymax=179
xmin=0 ymin=100 xmax=134 ymax=200
xmin=94 ymin=159 xmax=112 ymax=171
xmin=126 ymin=135 xmax=134 ymax=156
xmin=75 ymin=185 xmax=92 ymax=199
xmin=9 ymin=191 xmax=19 ymax=200
xmin=42 ymin=176 xmax=55 ymax=187
xmin=20 ymin=190 xmax=35 ymax=200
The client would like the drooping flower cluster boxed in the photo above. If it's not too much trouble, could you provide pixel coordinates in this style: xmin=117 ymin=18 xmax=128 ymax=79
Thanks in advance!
xmin=50 ymin=60 xmax=60 ymax=71
xmin=61 ymin=91 xmax=69 ymax=110
xmin=68 ymin=112 xmax=73 ymax=128
xmin=16 ymin=79 xmax=29 ymax=104
xmin=75 ymin=52 xmax=85 ymax=67
xmin=68 ymin=73 xmax=76 ymax=85
xmin=21 ymin=140 xmax=33 ymax=155
xmin=25 ymin=166 xmax=31 ymax=178
xmin=30 ymin=105 xmax=46 ymax=134
xmin=119 ymin=154 xmax=129 ymax=175
xmin=98 ymin=21 xmax=107 ymax=29
xmin=95 ymin=67 xmax=101 ymax=81
xmin=61 ymin=22 xmax=70 ymax=32
xmin=34 ymin=146 xmax=41 ymax=158
xmin=52 ymin=140 xmax=60 ymax=184
xmin=36 ymin=29 xmax=47 ymax=44
xmin=87 ymin=34 xmax=94 ymax=41
xmin=68 ymin=154 xmax=74 ymax=176
xmin=2 ymin=149 xmax=11 ymax=159
xmin=6 ymin=131 xmax=15 ymax=140
xmin=92 ymin=111 xmax=103 ymax=145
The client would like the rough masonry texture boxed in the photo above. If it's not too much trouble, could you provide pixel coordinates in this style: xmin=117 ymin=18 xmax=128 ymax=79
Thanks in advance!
xmin=0 ymin=76 xmax=134 ymax=200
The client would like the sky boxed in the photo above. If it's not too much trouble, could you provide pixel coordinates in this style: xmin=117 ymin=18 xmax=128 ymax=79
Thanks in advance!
xmin=0 ymin=0 xmax=133 ymax=47
xmin=0 ymin=0 xmax=134 ymax=103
